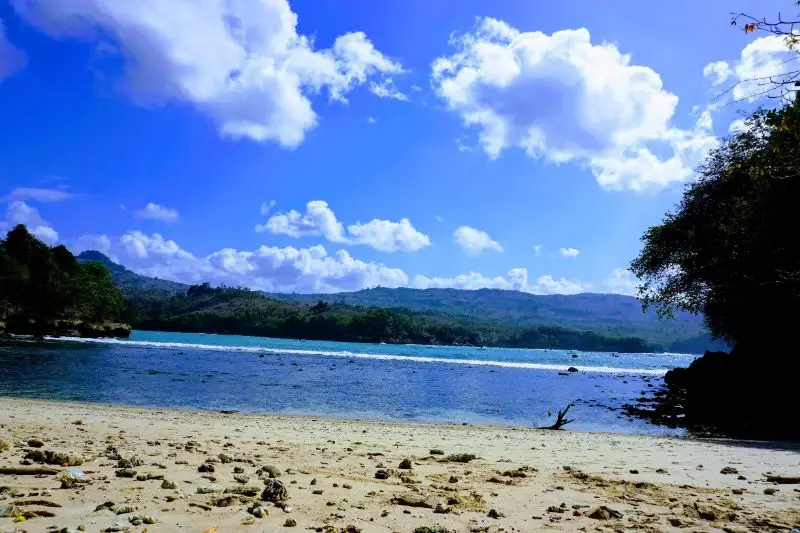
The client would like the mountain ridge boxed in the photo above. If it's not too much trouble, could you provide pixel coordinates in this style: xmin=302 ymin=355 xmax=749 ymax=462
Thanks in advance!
xmin=78 ymin=250 xmax=724 ymax=351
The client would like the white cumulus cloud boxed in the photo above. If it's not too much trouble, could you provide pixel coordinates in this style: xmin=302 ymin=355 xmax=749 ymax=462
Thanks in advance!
xmin=135 ymin=202 xmax=179 ymax=223
xmin=257 ymin=200 xmax=430 ymax=252
xmin=369 ymin=78 xmax=409 ymax=101
xmin=5 ymin=186 xmax=75 ymax=203
xmin=431 ymin=18 xmax=718 ymax=192
xmin=3 ymin=200 xmax=59 ymax=244
xmin=453 ymin=226 xmax=502 ymax=255
xmin=703 ymin=35 xmax=796 ymax=101
xmin=602 ymin=268 xmax=639 ymax=296
xmin=12 ymin=0 xmax=404 ymax=147
xmin=413 ymin=267 xmax=588 ymax=295
xmin=559 ymin=247 xmax=580 ymax=258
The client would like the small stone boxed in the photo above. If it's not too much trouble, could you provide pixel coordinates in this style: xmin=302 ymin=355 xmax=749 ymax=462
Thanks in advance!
xmin=218 ymin=453 xmax=233 ymax=463
xmin=448 ymin=476 xmax=459 ymax=483
xmin=261 ymin=465 xmax=281 ymax=478
xmin=27 ymin=439 xmax=44 ymax=448
xmin=375 ymin=469 xmax=390 ymax=480
xmin=434 ymin=503 xmax=449 ymax=514
xmin=284 ymin=518 xmax=297 ymax=527
xmin=764 ymin=488 xmax=778 ymax=495
xmin=732 ymin=488 xmax=744 ymax=495
xmin=234 ymin=466 xmax=245 ymax=474
xmin=587 ymin=506 xmax=623 ymax=520
xmin=198 ymin=464 xmax=215 ymax=473
xmin=429 ymin=449 xmax=444 ymax=455
xmin=720 ymin=466 xmax=738 ymax=475
xmin=251 ymin=506 xmax=268 ymax=518
xmin=310 ymin=478 xmax=317 ymax=485
xmin=380 ymin=510 xmax=389 ymax=518
xmin=568 ymin=366 xmax=579 ymax=372
xmin=115 ymin=468 xmax=136 ymax=478
xmin=398 ymin=458 xmax=413 ymax=469
xmin=488 ymin=509 xmax=505 ymax=519
xmin=234 ymin=473 xmax=249 ymax=484
xmin=343 ymin=483 xmax=352 ymax=489
xmin=196 ymin=484 xmax=225 ymax=494
xmin=312 ymin=489 xmax=323 ymax=495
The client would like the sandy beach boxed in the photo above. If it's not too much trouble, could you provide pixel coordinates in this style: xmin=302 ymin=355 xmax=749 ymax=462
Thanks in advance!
xmin=0 ymin=398 xmax=798 ymax=533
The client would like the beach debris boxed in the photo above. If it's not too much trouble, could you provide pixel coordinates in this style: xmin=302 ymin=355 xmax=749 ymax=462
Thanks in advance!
xmin=413 ymin=527 xmax=453 ymax=533
xmin=198 ymin=464 xmax=215 ymax=473
xmin=720 ymin=466 xmax=739 ymax=475
xmin=540 ymin=403 xmax=575 ymax=430
xmin=391 ymin=493 xmax=436 ymax=509
xmin=259 ymin=465 xmax=281 ymax=478
xmin=261 ymin=479 xmax=288 ymax=502
xmin=0 ymin=466 xmax=59 ymax=476
xmin=218 ymin=453 xmax=232 ymax=463
xmin=225 ymin=485 xmax=260 ymax=496
xmin=128 ymin=515 xmax=156 ymax=525
xmin=60 ymin=469 xmax=86 ymax=488
xmin=763 ymin=474 xmax=800 ymax=484
xmin=211 ymin=495 xmax=239 ymax=507
xmin=487 ymin=509 xmax=505 ymax=518
xmin=284 ymin=517 xmax=297 ymax=527
xmin=374 ymin=469 xmax=390 ymax=480
xmin=441 ymin=454 xmax=476 ymax=463
xmin=196 ymin=484 xmax=225 ymax=494
xmin=586 ymin=505 xmax=623 ymax=520
xmin=115 ymin=469 xmax=136 ymax=478
xmin=95 ymin=501 xmax=115 ymax=512
xmin=117 ymin=456 xmax=143 ymax=469
xmin=189 ymin=502 xmax=212 ymax=511
xmin=547 ymin=505 xmax=566 ymax=514
xmin=26 ymin=439 xmax=44 ymax=448
xmin=160 ymin=479 xmax=176 ymax=489
xmin=114 ymin=506 xmax=135 ymax=515
xmin=429 ymin=449 xmax=444 ymax=455
xmin=24 ymin=450 xmax=84 ymax=466
xmin=398 ymin=458 xmax=413 ymax=469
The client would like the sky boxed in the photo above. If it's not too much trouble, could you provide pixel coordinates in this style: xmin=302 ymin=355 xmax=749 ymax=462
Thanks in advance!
xmin=0 ymin=0 xmax=792 ymax=295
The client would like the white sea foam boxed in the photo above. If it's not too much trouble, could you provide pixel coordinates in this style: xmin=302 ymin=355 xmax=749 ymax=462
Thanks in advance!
xmin=34 ymin=336 xmax=669 ymax=375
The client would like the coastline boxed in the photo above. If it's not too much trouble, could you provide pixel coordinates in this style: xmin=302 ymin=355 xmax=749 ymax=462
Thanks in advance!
xmin=1 ymin=398 xmax=798 ymax=532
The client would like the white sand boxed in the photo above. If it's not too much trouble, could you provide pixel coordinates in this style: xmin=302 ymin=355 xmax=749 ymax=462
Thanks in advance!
xmin=0 ymin=398 xmax=798 ymax=532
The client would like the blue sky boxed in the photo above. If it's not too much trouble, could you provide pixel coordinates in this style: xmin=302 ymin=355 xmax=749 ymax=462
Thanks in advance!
xmin=0 ymin=0 xmax=791 ymax=294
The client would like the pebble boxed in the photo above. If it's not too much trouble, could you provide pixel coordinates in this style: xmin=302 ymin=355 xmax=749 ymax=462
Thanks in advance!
xmin=284 ymin=518 xmax=297 ymax=527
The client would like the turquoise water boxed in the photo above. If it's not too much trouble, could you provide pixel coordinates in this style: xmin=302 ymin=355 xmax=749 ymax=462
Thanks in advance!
xmin=0 ymin=330 xmax=698 ymax=435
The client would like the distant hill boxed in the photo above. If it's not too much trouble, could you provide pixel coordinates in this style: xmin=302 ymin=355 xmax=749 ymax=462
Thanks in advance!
xmin=77 ymin=251 xmax=187 ymax=297
xmin=78 ymin=251 xmax=726 ymax=352
xmin=270 ymin=287 xmax=727 ymax=352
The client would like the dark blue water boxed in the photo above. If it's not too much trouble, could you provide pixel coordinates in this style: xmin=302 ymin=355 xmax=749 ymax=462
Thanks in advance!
xmin=0 ymin=331 xmax=697 ymax=435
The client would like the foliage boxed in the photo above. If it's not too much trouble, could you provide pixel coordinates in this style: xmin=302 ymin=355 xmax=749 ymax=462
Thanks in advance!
xmin=631 ymin=102 xmax=800 ymax=350
xmin=127 ymin=284 xmax=657 ymax=353
xmin=730 ymin=1 xmax=800 ymax=101
xmin=0 ymin=225 xmax=126 ymax=334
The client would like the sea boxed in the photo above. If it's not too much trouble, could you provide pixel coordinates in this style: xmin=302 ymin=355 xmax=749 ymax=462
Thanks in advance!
xmin=0 ymin=330 xmax=699 ymax=436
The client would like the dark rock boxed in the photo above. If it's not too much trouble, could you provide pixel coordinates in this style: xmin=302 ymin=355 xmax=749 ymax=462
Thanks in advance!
xmin=260 ymin=465 xmax=281 ymax=478
xmin=398 ymin=458 xmax=413 ymax=470
xmin=764 ymin=488 xmax=778 ymax=495
xmin=720 ymin=466 xmax=738 ymax=475
xmin=261 ymin=479 xmax=289 ymax=502
xmin=283 ymin=518 xmax=297 ymax=527
xmin=429 ymin=449 xmax=444 ymax=455
xmin=374 ymin=469 xmax=390 ymax=480
xmin=487 ymin=509 xmax=504 ymax=518
xmin=391 ymin=493 xmax=436 ymax=508
xmin=27 ymin=439 xmax=44 ymax=448
xmin=115 ymin=469 xmax=136 ymax=478
xmin=568 ymin=367 xmax=579 ymax=372
xmin=198 ymin=464 xmax=214 ymax=473
xmin=441 ymin=453 xmax=476 ymax=463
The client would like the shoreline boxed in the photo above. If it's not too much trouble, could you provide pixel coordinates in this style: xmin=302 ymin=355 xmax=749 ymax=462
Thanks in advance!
xmin=1 ymin=398 xmax=798 ymax=532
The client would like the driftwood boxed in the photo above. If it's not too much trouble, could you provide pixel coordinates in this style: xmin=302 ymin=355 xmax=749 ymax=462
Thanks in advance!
xmin=0 ymin=466 xmax=60 ymax=475
xmin=541 ymin=403 xmax=575 ymax=430
xmin=764 ymin=474 xmax=800 ymax=484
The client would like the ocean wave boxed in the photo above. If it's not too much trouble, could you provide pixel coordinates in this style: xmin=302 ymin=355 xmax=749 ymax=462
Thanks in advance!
xmin=33 ymin=336 xmax=669 ymax=376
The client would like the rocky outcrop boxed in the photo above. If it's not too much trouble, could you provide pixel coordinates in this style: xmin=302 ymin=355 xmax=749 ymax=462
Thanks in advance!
xmin=0 ymin=318 xmax=131 ymax=339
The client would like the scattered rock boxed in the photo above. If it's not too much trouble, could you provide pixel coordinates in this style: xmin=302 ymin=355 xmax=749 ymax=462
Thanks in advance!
xmin=25 ymin=450 xmax=84 ymax=466
xmin=441 ymin=454 xmax=476 ymax=463
xmin=196 ymin=484 xmax=225 ymax=494
xmin=27 ymin=439 xmax=44 ymax=448
xmin=586 ymin=506 xmax=623 ymax=520
xmin=487 ymin=509 xmax=505 ymax=518
xmin=234 ymin=473 xmax=249 ymax=484
xmin=261 ymin=479 xmax=289 ymax=502
xmin=374 ymin=469 xmax=390 ymax=480
xmin=260 ymin=465 xmax=281 ymax=478
xmin=250 ymin=506 xmax=268 ymax=518
xmin=429 ymin=449 xmax=444 ymax=456
xmin=629 ymin=469 xmax=639 ymax=474
xmin=218 ymin=453 xmax=233 ymax=463
xmin=284 ymin=518 xmax=297 ymax=527
xmin=764 ymin=488 xmax=778 ymax=495
xmin=392 ymin=493 xmax=438 ymax=509
xmin=160 ymin=480 xmax=176 ymax=490
xmin=115 ymin=469 xmax=136 ymax=478
xmin=434 ymin=503 xmax=449 ymax=514
xmin=720 ymin=466 xmax=739 ymax=475
xmin=547 ymin=505 xmax=565 ymax=514
xmin=568 ymin=367 xmax=579 ymax=372
xmin=398 ymin=458 xmax=413 ymax=469
xmin=448 ymin=475 xmax=459 ymax=483
xmin=225 ymin=485 xmax=260 ymax=497
xmin=198 ymin=464 xmax=215 ymax=473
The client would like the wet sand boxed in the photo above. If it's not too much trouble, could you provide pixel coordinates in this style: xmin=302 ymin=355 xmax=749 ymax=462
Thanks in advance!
xmin=0 ymin=397 xmax=798 ymax=532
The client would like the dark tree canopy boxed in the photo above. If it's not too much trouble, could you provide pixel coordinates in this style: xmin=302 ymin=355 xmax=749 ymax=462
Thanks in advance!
xmin=0 ymin=224 xmax=127 ymax=335
xmin=631 ymin=101 xmax=800 ymax=351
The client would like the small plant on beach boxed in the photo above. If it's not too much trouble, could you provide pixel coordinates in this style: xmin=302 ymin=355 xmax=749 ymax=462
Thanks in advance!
xmin=71 ymin=419 xmax=84 ymax=425
xmin=0 ymin=440 xmax=10 ymax=452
